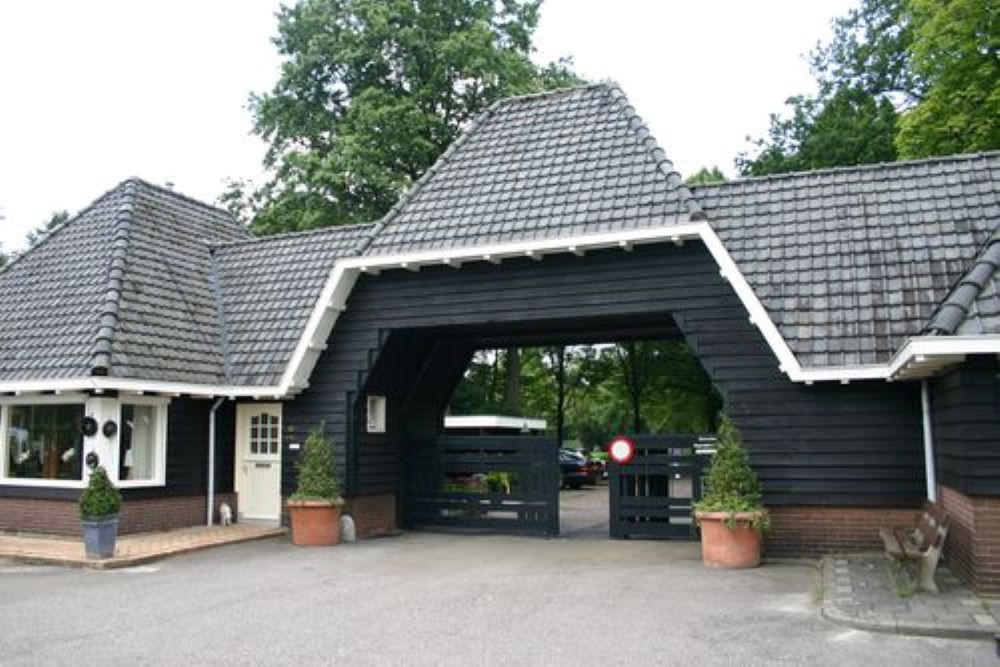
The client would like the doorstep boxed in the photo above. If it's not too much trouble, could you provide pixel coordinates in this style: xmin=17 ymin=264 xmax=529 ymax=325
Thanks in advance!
xmin=0 ymin=523 xmax=285 ymax=569
xmin=821 ymin=553 xmax=998 ymax=639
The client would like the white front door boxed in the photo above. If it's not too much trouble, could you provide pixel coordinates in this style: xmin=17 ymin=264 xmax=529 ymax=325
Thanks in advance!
xmin=235 ymin=404 xmax=282 ymax=520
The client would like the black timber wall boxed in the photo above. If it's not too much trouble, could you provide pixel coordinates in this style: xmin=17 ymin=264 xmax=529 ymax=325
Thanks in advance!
xmin=284 ymin=242 xmax=926 ymax=507
xmin=933 ymin=355 xmax=1000 ymax=495
xmin=0 ymin=397 xmax=236 ymax=501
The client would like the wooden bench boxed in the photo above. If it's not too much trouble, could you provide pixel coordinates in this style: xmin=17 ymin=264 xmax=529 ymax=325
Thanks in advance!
xmin=879 ymin=508 xmax=950 ymax=593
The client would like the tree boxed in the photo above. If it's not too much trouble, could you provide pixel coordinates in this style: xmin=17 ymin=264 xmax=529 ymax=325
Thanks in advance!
xmin=738 ymin=0 xmax=912 ymax=176
xmin=27 ymin=210 xmax=70 ymax=248
xmin=0 ymin=244 xmax=7 ymax=269
xmin=685 ymin=166 xmax=726 ymax=185
xmin=230 ymin=0 xmax=583 ymax=233
xmin=736 ymin=86 xmax=899 ymax=176
xmin=896 ymin=0 xmax=1000 ymax=158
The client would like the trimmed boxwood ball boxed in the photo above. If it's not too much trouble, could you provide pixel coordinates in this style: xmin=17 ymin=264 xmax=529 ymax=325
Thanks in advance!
xmin=79 ymin=466 xmax=123 ymax=518
xmin=291 ymin=425 xmax=343 ymax=502
xmin=694 ymin=416 xmax=769 ymax=531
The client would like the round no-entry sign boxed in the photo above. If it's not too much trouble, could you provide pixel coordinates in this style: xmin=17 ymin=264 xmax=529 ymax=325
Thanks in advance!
xmin=608 ymin=436 xmax=635 ymax=464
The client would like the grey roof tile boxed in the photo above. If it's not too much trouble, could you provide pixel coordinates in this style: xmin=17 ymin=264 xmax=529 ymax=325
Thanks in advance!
xmin=692 ymin=152 xmax=1000 ymax=367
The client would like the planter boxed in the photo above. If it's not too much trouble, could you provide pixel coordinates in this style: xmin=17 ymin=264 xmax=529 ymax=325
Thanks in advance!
xmin=288 ymin=500 xmax=342 ymax=546
xmin=695 ymin=511 xmax=763 ymax=569
xmin=81 ymin=514 xmax=119 ymax=559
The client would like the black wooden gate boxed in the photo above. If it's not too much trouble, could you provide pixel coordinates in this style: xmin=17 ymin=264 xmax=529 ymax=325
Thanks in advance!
xmin=609 ymin=434 xmax=716 ymax=540
xmin=405 ymin=435 xmax=559 ymax=536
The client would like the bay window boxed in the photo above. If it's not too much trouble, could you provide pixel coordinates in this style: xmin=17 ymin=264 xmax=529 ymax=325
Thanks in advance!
xmin=0 ymin=395 xmax=169 ymax=488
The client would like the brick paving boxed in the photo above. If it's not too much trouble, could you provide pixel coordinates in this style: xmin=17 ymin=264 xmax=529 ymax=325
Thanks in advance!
xmin=822 ymin=552 xmax=999 ymax=639
xmin=0 ymin=523 xmax=285 ymax=569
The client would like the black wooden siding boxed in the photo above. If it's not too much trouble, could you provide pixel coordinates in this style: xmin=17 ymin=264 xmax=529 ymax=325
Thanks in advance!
xmin=285 ymin=242 xmax=928 ymax=507
xmin=933 ymin=355 xmax=1000 ymax=495
xmin=0 ymin=397 xmax=236 ymax=501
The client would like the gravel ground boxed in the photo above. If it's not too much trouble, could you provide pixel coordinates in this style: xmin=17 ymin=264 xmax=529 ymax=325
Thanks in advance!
xmin=0 ymin=525 xmax=992 ymax=666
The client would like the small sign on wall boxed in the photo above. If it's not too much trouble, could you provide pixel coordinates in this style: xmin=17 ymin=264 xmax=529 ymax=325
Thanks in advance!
xmin=367 ymin=395 xmax=386 ymax=433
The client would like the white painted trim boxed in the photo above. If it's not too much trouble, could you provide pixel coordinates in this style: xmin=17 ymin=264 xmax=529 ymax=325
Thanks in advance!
xmin=920 ymin=379 xmax=937 ymax=503
xmin=2 ymin=224 xmax=998 ymax=396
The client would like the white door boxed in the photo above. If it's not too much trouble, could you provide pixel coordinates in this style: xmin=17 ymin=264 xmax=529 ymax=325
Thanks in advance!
xmin=235 ymin=404 xmax=282 ymax=520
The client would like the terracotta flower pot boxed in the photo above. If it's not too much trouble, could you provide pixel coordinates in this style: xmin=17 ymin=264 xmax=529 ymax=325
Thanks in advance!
xmin=695 ymin=511 xmax=763 ymax=568
xmin=288 ymin=500 xmax=342 ymax=546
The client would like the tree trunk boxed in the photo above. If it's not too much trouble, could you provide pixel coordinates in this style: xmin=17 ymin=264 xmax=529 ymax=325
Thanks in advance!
xmin=502 ymin=347 xmax=521 ymax=415
xmin=553 ymin=346 xmax=566 ymax=447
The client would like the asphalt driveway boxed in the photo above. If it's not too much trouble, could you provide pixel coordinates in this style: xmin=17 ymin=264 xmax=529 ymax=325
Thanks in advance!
xmin=0 ymin=532 xmax=991 ymax=666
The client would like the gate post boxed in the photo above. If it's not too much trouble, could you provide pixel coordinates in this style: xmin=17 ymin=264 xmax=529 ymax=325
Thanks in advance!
xmin=546 ymin=438 xmax=560 ymax=537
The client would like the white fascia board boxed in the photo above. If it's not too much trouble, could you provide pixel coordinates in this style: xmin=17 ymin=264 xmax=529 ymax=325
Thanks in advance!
xmin=0 ymin=376 xmax=283 ymax=398
xmin=888 ymin=336 xmax=1000 ymax=377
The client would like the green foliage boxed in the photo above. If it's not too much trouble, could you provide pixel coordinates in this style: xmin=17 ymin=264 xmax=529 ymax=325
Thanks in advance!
xmin=694 ymin=417 xmax=768 ymax=529
xmin=685 ymin=166 xmax=726 ymax=185
xmin=450 ymin=341 xmax=722 ymax=448
xmin=291 ymin=425 xmax=342 ymax=502
xmin=27 ymin=210 xmax=70 ymax=248
xmin=79 ymin=466 xmax=122 ymax=518
xmin=229 ymin=0 xmax=584 ymax=232
xmin=737 ymin=86 xmax=899 ymax=176
xmin=738 ymin=0 xmax=997 ymax=175
xmin=896 ymin=0 xmax=1000 ymax=158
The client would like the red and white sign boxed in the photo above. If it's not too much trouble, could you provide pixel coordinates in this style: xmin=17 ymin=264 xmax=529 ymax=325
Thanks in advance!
xmin=607 ymin=436 xmax=635 ymax=464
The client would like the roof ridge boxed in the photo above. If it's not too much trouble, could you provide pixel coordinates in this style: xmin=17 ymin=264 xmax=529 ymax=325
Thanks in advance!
xmin=601 ymin=83 xmax=706 ymax=222
xmin=212 ymin=220 xmax=376 ymax=249
xmin=91 ymin=180 xmax=139 ymax=376
xmin=690 ymin=151 xmax=1000 ymax=190
xmin=923 ymin=225 xmax=1000 ymax=335
xmin=208 ymin=247 xmax=234 ymax=383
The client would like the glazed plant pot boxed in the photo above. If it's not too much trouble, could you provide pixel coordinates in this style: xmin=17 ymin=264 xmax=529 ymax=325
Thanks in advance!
xmin=288 ymin=500 xmax=342 ymax=546
xmin=81 ymin=514 xmax=119 ymax=559
xmin=695 ymin=511 xmax=763 ymax=569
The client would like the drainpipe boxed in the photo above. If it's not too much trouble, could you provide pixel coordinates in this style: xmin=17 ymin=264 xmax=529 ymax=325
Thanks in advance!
xmin=920 ymin=379 xmax=937 ymax=504
xmin=207 ymin=397 xmax=226 ymax=526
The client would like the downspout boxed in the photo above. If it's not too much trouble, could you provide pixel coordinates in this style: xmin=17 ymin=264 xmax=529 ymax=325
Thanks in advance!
xmin=207 ymin=397 xmax=226 ymax=526
xmin=920 ymin=379 xmax=937 ymax=504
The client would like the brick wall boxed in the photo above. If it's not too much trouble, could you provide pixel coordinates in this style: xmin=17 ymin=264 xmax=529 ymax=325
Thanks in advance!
xmin=346 ymin=494 xmax=396 ymax=539
xmin=0 ymin=493 xmax=237 ymax=536
xmin=936 ymin=485 xmax=1000 ymax=595
xmin=764 ymin=506 xmax=918 ymax=558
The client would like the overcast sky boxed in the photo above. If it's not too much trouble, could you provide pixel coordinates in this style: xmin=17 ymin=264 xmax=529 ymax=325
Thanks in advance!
xmin=0 ymin=0 xmax=855 ymax=251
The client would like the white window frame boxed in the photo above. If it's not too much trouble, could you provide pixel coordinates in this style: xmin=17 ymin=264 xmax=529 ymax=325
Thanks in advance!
xmin=116 ymin=395 xmax=169 ymax=489
xmin=366 ymin=395 xmax=386 ymax=433
xmin=0 ymin=394 xmax=89 ymax=488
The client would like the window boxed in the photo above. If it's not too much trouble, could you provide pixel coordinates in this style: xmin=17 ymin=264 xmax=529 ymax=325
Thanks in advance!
xmin=249 ymin=412 xmax=280 ymax=455
xmin=367 ymin=395 xmax=386 ymax=433
xmin=4 ymin=404 xmax=84 ymax=481
xmin=117 ymin=399 xmax=168 ymax=487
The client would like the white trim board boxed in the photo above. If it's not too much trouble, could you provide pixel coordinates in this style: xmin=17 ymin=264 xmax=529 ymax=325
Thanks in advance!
xmin=1 ymin=223 xmax=995 ymax=396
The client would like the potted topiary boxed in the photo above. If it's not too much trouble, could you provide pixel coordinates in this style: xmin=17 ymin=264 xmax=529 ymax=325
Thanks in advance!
xmin=79 ymin=466 xmax=123 ymax=559
xmin=287 ymin=425 xmax=344 ymax=546
xmin=693 ymin=416 xmax=769 ymax=568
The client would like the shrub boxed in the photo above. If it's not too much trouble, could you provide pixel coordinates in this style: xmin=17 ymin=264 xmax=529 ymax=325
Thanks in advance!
xmin=694 ymin=416 xmax=769 ymax=530
xmin=291 ymin=425 xmax=342 ymax=502
xmin=79 ymin=466 xmax=122 ymax=518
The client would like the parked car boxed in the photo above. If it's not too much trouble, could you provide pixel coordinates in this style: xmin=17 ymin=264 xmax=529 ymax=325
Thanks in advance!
xmin=560 ymin=449 xmax=598 ymax=489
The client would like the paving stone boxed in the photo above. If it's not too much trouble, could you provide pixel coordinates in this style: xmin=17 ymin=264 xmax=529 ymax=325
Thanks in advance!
xmin=821 ymin=554 xmax=996 ymax=639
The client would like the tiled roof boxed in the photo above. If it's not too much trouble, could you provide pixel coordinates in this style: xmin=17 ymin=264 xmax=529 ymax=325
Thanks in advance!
xmin=213 ymin=224 xmax=374 ymax=386
xmin=0 ymin=179 xmax=248 ymax=384
xmin=2 ymin=86 xmax=998 ymax=389
xmin=924 ymin=228 xmax=1000 ymax=336
xmin=365 ymin=84 xmax=702 ymax=256
xmin=691 ymin=153 xmax=1000 ymax=367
